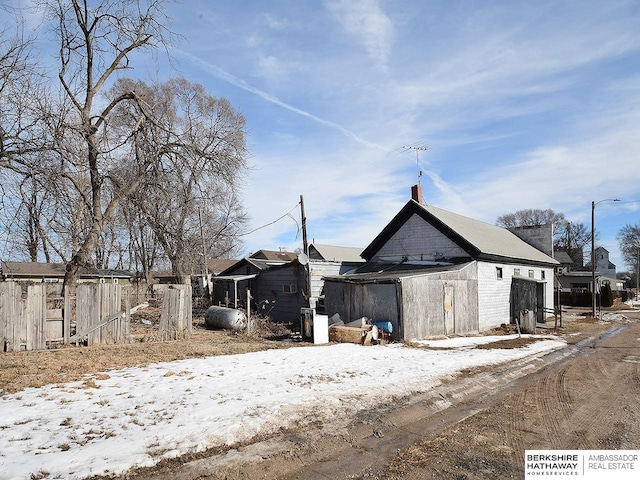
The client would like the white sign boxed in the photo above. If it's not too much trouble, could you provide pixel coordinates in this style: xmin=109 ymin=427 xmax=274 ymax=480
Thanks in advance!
xmin=525 ymin=450 xmax=640 ymax=479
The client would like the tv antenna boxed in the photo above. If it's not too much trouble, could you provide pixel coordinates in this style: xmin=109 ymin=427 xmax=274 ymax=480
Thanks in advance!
xmin=402 ymin=145 xmax=429 ymax=185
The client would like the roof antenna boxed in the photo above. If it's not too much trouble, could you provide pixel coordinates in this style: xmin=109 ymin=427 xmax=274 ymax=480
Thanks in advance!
xmin=402 ymin=145 xmax=429 ymax=185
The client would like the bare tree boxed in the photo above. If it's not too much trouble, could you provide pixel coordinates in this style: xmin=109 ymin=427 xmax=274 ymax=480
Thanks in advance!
xmin=554 ymin=221 xmax=591 ymax=267
xmin=0 ymin=14 xmax=36 ymax=167
xmin=618 ymin=224 xmax=640 ymax=272
xmin=118 ymin=77 xmax=249 ymax=284
xmin=496 ymin=208 xmax=567 ymax=228
xmin=496 ymin=208 xmax=596 ymax=265
xmin=33 ymin=0 xmax=175 ymax=289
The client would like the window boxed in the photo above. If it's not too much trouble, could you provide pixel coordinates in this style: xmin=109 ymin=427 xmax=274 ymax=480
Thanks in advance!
xmin=514 ymin=268 xmax=521 ymax=276
xmin=541 ymin=271 xmax=546 ymax=280
xmin=528 ymin=270 xmax=534 ymax=278
xmin=496 ymin=267 xmax=503 ymax=280
xmin=283 ymin=284 xmax=297 ymax=294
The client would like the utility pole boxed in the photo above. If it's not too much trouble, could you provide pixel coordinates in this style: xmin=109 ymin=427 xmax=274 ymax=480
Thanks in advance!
xmin=403 ymin=145 xmax=429 ymax=185
xmin=198 ymin=206 xmax=209 ymax=300
xmin=300 ymin=195 xmax=311 ymax=303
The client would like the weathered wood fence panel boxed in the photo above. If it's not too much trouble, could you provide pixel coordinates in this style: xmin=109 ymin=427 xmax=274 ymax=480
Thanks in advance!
xmin=0 ymin=282 xmax=46 ymax=352
xmin=159 ymin=285 xmax=192 ymax=340
xmin=2 ymin=281 xmax=191 ymax=351
xmin=73 ymin=284 xmax=129 ymax=345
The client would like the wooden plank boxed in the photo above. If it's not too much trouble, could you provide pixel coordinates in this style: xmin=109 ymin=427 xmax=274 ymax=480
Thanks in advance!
xmin=68 ymin=312 xmax=122 ymax=343
xmin=63 ymin=287 xmax=71 ymax=343
xmin=328 ymin=325 xmax=370 ymax=344
xmin=27 ymin=284 xmax=46 ymax=350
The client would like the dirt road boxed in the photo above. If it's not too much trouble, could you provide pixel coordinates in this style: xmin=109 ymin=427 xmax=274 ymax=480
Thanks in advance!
xmin=125 ymin=312 xmax=640 ymax=480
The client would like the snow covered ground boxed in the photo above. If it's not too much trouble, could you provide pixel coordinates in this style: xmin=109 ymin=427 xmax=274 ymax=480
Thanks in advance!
xmin=0 ymin=335 xmax=566 ymax=480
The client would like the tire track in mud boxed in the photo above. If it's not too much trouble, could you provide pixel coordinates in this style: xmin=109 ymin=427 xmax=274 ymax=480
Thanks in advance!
xmin=562 ymin=343 xmax=632 ymax=449
xmin=535 ymin=371 xmax=564 ymax=447
xmin=555 ymin=366 xmax=573 ymax=420
xmin=506 ymin=390 xmax=527 ymax=455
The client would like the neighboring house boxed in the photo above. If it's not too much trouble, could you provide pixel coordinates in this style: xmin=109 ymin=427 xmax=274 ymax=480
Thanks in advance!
xmin=556 ymin=248 xmax=623 ymax=295
xmin=0 ymin=261 xmax=132 ymax=286
xmin=554 ymin=251 xmax=574 ymax=275
xmin=307 ymin=244 xmax=364 ymax=305
xmin=323 ymin=187 xmax=559 ymax=341
xmin=152 ymin=259 xmax=239 ymax=297
xmin=554 ymin=250 xmax=591 ymax=292
xmin=591 ymin=246 xmax=617 ymax=279
xmin=212 ymin=246 xmax=364 ymax=322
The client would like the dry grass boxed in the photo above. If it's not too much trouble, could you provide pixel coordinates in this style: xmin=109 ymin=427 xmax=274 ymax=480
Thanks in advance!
xmin=0 ymin=310 xmax=298 ymax=395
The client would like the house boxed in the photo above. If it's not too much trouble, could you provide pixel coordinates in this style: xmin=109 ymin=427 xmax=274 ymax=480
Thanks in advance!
xmin=323 ymin=186 xmax=559 ymax=341
xmin=0 ymin=261 xmax=132 ymax=287
xmin=212 ymin=246 xmax=364 ymax=322
xmin=589 ymin=246 xmax=617 ymax=279
xmin=555 ymin=248 xmax=624 ymax=307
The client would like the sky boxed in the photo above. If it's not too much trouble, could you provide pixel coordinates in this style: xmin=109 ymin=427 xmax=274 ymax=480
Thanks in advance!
xmin=0 ymin=334 xmax=567 ymax=479
xmin=156 ymin=0 xmax=640 ymax=270
xmin=5 ymin=0 xmax=640 ymax=270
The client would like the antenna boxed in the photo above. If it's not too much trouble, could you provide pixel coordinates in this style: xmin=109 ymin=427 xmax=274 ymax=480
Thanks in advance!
xmin=402 ymin=145 xmax=429 ymax=185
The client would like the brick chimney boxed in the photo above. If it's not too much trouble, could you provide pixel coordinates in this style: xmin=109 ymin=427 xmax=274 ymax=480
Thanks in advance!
xmin=411 ymin=184 xmax=423 ymax=203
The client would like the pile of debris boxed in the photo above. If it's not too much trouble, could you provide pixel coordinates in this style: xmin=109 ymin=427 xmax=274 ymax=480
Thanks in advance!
xmin=328 ymin=315 xmax=392 ymax=346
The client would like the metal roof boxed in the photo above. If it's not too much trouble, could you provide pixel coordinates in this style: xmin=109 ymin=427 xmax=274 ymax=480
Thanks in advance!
xmin=553 ymin=251 xmax=574 ymax=264
xmin=309 ymin=244 xmax=365 ymax=263
xmin=324 ymin=262 xmax=474 ymax=283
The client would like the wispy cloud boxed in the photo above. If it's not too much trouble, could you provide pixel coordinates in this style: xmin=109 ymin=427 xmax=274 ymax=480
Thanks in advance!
xmin=325 ymin=0 xmax=394 ymax=70
xmin=173 ymin=48 xmax=387 ymax=151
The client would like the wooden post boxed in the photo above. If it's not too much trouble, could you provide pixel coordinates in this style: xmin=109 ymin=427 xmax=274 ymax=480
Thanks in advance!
xmin=246 ymin=288 xmax=252 ymax=334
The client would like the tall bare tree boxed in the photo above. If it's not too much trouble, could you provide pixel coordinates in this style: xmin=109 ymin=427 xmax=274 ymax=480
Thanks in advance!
xmin=116 ymin=77 xmax=249 ymax=284
xmin=617 ymin=224 xmax=640 ymax=275
xmin=553 ymin=221 xmax=591 ymax=267
xmin=496 ymin=208 xmax=594 ymax=266
xmin=36 ymin=0 xmax=174 ymax=289
xmin=496 ymin=209 xmax=567 ymax=229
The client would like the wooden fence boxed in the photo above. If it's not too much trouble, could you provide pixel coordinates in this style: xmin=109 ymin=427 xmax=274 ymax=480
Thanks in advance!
xmin=0 ymin=282 xmax=47 ymax=352
xmin=70 ymin=283 xmax=130 ymax=345
xmin=1 ymin=281 xmax=192 ymax=352
xmin=159 ymin=285 xmax=192 ymax=340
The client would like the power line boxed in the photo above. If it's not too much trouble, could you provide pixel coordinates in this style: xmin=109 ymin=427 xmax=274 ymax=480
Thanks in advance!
xmin=239 ymin=201 xmax=301 ymax=237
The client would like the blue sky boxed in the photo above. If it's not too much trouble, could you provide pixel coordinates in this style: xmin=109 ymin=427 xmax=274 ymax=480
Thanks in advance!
xmin=10 ymin=0 xmax=640 ymax=271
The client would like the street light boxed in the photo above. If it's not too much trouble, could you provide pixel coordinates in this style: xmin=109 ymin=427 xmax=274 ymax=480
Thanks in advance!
xmin=591 ymin=198 xmax=620 ymax=317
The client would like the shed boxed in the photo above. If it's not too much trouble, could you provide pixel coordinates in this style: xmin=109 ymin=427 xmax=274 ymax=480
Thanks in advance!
xmin=323 ymin=189 xmax=558 ymax=340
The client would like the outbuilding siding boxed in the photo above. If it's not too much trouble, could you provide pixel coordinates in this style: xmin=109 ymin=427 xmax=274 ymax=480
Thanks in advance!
xmin=372 ymin=214 xmax=469 ymax=262
xmin=477 ymin=261 xmax=555 ymax=331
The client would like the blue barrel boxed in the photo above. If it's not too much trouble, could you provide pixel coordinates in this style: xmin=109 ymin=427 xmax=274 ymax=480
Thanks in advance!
xmin=372 ymin=321 xmax=393 ymax=334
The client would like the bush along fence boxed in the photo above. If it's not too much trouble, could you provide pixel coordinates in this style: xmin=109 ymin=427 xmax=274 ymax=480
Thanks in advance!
xmin=1 ymin=281 xmax=192 ymax=352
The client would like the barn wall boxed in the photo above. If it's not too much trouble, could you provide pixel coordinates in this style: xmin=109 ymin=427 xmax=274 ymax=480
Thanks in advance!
xmin=371 ymin=214 xmax=470 ymax=262
xmin=323 ymin=280 xmax=400 ymax=338
xmin=477 ymin=261 xmax=555 ymax=331
xmin=400 ymin=264 xmax=478 ymax=340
